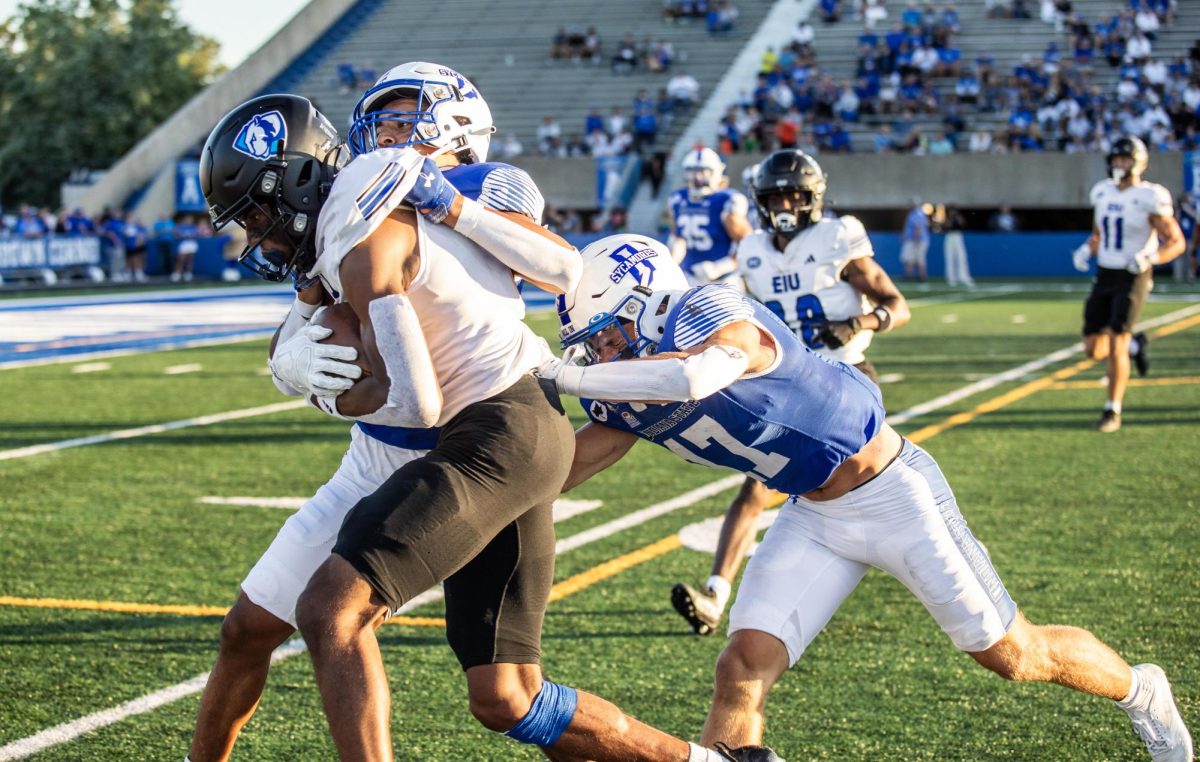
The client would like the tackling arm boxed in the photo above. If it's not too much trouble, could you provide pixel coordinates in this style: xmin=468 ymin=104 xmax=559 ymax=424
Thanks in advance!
xmin=562 ymin=422 xmax=640 ymax=492
xmin=447 ymin=197 xmax=581 ymax=294
xmin=551 ymin=320 xmax=774 ymax=403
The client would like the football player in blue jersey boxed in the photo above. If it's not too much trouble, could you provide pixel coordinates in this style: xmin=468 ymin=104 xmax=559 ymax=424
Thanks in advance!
xmin=540 ymin=234 xmax=1192 ymax=762
xmin=669 ymin=147 xmax=754 ymax=286
xmin=670 ymin=149 xmax=911 ymax=637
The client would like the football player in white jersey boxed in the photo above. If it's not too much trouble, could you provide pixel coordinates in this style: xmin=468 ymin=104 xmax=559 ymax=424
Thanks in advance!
xmin=197 ymin=67 xmax=769 ymax=762
xmin=670 ymin=149 xmax=911 ymax=636
xmin=1072 ymin=136 xmax=1185 ymax=432
xmin=668 ymin=147 xmax=754 ymax=286
xmin=186 ymin=87 xmax=563 ymax=762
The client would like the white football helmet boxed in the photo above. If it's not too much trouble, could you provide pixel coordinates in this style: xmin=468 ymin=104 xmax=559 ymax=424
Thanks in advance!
xmin=682 ymin=147 xmax=725 ymax=199
xmin=347 ymin=61 xmax=494 ymax=162
xmin=557 ymin=234 xmax=690 ymax=362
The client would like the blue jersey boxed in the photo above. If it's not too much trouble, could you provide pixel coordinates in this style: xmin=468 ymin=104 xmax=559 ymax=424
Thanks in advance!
xmin=581 ymin=285 xmax=885 ymax=495
xmin=355 ymin=161 xmax=543 ymax=450
xmin=669 ymin=188 xmax=745 ymax=270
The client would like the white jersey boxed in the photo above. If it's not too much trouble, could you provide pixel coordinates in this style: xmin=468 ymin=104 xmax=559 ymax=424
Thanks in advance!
xmin=1090 ymin=179 xmax=1173 ymax=270
xmin=737 ymin=215 xmax=875 ymax=365
xmin=310 ymin=148 xmax=551 ymax=425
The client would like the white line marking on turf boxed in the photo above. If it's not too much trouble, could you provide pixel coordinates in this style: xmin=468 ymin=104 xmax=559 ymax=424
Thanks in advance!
xmin=1011 ymin=314 xmax=1026 ymax=324
xmin=198 ymin=496 xmax=307 ymax=510
xmin=887 ymin=303 xmax=1200 ymax=427
xmin=0 ymin=331 xmax=275 ymax=370
xmin=196 ymin=495 xmax=607 ymax=522
xmin=163 ymin=363 xmax=203 ymax=375
xmin=878 ymin=373 xmax=905 ymax=384
xmin=0 ymin=400 xmax=307 ymax=462
xmin=0 ymin=639 xmax=307 ymax=762
xmin=0 ymin=477 xmax=740 ymax=759
xmin=71 ymin=362 xmax=110 ymax=374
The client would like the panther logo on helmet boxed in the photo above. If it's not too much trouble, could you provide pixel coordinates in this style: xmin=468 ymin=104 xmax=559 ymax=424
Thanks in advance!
xmin=233 ymin=111 xmax=287 ymax=160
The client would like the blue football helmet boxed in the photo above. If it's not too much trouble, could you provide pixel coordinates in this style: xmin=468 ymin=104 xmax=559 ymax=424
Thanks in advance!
xmin=557 ymin=234 xmax=689 ymax=363
xmin=347 ymin=61 xmax=494 ymax=162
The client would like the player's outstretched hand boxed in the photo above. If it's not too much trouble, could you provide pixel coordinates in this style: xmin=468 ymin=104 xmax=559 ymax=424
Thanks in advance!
xmin=815 ymin=318 xmax=860 ymax=349
xmin=269 ymin=325 xmax=363 ymax=397
xmin=403 ymin=156 xmax=457 ymax=224
xmin=1072 ymin=244 xmax=1092 ymax=273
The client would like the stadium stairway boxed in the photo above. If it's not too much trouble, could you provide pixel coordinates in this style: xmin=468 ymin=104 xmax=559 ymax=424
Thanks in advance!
xmin=806 ymin=0 xmax=1200 ymax=152
xmin=273 ymin=0 xmax=777 ymax=158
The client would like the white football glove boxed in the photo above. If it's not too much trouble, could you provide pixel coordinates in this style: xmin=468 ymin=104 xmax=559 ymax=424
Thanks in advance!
xmin=1127 ymin=250 xmax=1156 ymax=274
xmin=1071 ymin=243 xmax=1092 ymax=273
xmin=269 ymin=324 xmax=362 ymax=398
xmin=534 ymin=344 xmax=590 ymax=391
xmin=690 ymin=256 xmax=738 ymax=283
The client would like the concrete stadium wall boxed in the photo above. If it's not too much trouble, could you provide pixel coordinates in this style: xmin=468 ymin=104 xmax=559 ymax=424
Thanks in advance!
xmin=80 ymin=0 xmax=361 ymax=218
xmin=724 ymin=153 xmax=1185 ymax=210
xmin=513 ymin=153 xmax=1184 ymax=215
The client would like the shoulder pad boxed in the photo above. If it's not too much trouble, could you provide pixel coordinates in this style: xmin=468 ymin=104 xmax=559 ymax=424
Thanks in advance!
xmin=311 ymin=148 xmax=423 ymax=286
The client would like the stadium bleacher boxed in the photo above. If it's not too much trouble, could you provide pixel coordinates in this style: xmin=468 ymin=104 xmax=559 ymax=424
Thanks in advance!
xmin=267 ymin=0 xmax=776 ymax=158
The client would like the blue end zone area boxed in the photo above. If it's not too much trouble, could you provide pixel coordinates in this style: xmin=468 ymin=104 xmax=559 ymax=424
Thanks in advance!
xmin=1 ymin=284 xmax=560 ymax=368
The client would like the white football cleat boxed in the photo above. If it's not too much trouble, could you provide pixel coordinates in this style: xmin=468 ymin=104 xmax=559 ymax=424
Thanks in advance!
xmin=1122 ymin=664 xmax=1193 ymax=762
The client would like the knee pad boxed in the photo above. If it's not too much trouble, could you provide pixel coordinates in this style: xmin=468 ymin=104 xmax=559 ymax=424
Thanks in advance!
xmin=503 ymin=679 xmax=578 ymax=747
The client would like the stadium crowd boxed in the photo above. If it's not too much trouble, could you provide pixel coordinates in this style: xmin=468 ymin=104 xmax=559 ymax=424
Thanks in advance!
xmin=714 ymin=0 xmax=1193 ymax=155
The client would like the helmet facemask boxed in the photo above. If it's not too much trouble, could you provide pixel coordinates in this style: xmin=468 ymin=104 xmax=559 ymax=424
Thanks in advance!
xmin=347 ymin=64 xmax=494 ymax=162
xmin=210 ymin=149 xmax=340 ymax=282
xmin=755 ymin=188 xmax=818 ymax=241
xmin=1107 ymin=137 xmax=1149 ymax=183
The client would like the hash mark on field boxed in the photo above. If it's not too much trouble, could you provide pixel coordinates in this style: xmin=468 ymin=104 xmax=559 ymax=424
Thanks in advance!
xmin=940 ymin=314 xmax=959 ymax=323
xmin=163 ymin=363 xmax=203 ymax=375
xmin=71 ymin=362 xmax=111 ymax=374
xmin=878 ymin=373 xmax=905 ymax=384
xmin=1011 ymin=314 xmax=1026 ymax=324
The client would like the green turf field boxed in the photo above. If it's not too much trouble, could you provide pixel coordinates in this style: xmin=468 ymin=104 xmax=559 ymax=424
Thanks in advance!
xmin=0 ymin=282 xmax=1197 ymax=761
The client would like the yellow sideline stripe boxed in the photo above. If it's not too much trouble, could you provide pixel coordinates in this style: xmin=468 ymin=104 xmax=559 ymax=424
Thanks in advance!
xmin=548 ymin=535 xmax=683 ymax=603
xmin=1050 ymin=375 xmax=1200 ymax=391
xmin=901 ymin=310 xmax=1200 ymax=443
xmin=0 ymin=595 xmax=442 ymax=627
xmin=0 ymin=536 xmax=688 ymax=626
xmin=904 ymin=358 xmax=1097 ymax=443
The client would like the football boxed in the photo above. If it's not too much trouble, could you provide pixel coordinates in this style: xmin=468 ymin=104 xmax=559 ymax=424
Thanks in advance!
xmin=312 ymin=301 xmax=371 ymax=378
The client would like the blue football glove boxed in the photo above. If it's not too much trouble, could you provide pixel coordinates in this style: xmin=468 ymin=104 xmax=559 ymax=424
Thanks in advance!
xmin=404 ymin=157 xmax=457 ymax=224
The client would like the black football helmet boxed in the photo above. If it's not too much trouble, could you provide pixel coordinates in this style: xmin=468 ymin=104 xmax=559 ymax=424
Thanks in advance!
xmin=751 ymin=149 xmax=827 ymax=240
xmin=1107 ymin=135 xmax=1149 ymax=182
xmin=200 ymin=94 xmax=344 ymax=281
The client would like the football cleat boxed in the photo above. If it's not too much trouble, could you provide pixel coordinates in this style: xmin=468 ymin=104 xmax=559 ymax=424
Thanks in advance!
xmin=714 ymin=742 xmax=786 ymax=761
xmin=1122 ymin=664 xmax=1193 ymax=762
xmin=1131 ymin=332 xmax=1150 ymax=377
xmin=1097 ymin=409 xmax=1122 ymax=433
xmin=671 ymin=583 xmax=723 ymax=636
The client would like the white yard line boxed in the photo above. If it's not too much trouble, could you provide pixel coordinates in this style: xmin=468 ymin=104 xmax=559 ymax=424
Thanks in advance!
xmin=0 ymin=401 xmax=307 ymax=462
xmin=0 ymin=476 xmax=742 ymax=760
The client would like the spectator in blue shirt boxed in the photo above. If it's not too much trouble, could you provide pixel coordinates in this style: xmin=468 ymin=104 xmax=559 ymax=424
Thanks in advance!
xmin=14 ymin=206 xmax=47 ymax=238
xmin=584 ymin=108 xmax=606 ymax=137
xmin=65 ymin=208 xmax=95 ymax=235
xmin=901 ymin=200 xmax=930 ymax=281
xmin=122 ymin=216 xmax=149 ymax=283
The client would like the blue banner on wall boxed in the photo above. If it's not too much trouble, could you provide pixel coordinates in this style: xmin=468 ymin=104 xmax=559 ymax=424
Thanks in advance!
xmin=0 ymin=236 xmax=102 ymax=273
xmin=1184 ymin=152 xmax=1200 ymax=196
xmin=176 ymin=160 xmax=206 ymax=213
